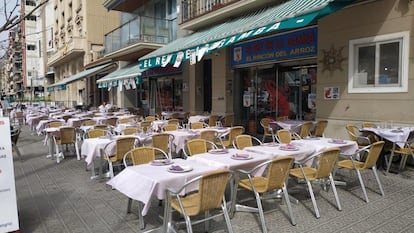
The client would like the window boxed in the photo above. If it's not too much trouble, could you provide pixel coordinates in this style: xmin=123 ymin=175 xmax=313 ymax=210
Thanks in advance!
xmin=25 ymin=0 xmax=36 ymax=6
xmin=27 ymin=44 xmax=36 ymax=51
xmin=348 ymin=31 xmax=409 ymax=93
xmin=26 ymin=15 xmax=36 ymax=21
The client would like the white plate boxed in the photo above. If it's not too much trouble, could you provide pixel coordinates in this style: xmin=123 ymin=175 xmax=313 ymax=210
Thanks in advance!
xmin=328 ymin=140 xmax=347 ymax=144
xmin=231 ymin=154 xmax=252 ymax=160
xmin=261 ymin=142 xmax=279 ymax=147
xmin=209 ymin=149 xmax=229 ymax=154
xmin=303 ymin=136 xmax=321 ymax=140
xmin=167 ymin=165 xmax=193 ymax=173
xmin=279 ymin=146 xmax=299 ymax=151
xmin=150 ymin=159 xmax=174 ymax=166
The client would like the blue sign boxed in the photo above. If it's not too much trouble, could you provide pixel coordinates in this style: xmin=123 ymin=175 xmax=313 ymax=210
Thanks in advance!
xmin=231 ymin=27 xmax=317 ymax=66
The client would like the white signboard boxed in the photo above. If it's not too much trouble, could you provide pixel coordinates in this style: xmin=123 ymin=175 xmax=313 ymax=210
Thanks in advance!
xmin=0 ymin=118 xmax=19 ymax=232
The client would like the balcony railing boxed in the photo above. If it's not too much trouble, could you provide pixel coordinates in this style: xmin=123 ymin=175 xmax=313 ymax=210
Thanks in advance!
xmin=104 ymin=15 xmax=175 ymax=54
xmin=181 ymin=0 xmax=238 ymax=22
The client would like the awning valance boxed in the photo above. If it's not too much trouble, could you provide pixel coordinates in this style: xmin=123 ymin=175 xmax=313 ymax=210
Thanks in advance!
xmin=139 ymin=0 xmax=353 ymax=69
xmin=47 ymin=63 xmax=114 ymax=92
xmin=96 ymin=64 xmax=143 ymax=84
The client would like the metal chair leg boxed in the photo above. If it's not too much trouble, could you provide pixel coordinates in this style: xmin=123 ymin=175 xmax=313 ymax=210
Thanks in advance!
xmin=329 ymin=174 xmax=342 ymax=211
xmin=282 ymin=186 xmax=296 ymax=226
xmin=372 ymin=166 xmax=385 ymax=196
xmin=306 ymin=180 xmax=320 ymax=218
xmin=355 ymin=169 xmax=369 ymax=203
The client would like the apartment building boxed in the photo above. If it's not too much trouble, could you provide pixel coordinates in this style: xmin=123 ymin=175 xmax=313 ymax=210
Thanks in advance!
xmin=46 ymin=0 xmax=119 ymax=107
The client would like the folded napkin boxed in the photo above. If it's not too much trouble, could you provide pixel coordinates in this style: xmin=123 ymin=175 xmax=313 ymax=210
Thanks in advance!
xmin=233 ymin=153 xmax=249 ymax=158
xmin=169 ymin=165 xmax=184 ymax=171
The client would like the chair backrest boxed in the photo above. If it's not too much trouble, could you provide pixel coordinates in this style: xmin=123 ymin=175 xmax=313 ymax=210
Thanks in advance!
xmin=362 ymin=122 xmax=375 ymax=128
xmin=277 ymin=129 xmax=291 ymax=144
xmin=228 ymin=126 xmax=244 ymax=142
xmin=62 ymin=115 xmax=72 ymax=122
xmin=106 ymin=117 xmax=118 ymax=127
xmin=186 ymin=139 xmax=213 ymax=156
xmin=313 ymin=120 xmax=328 ymax=137
xmin=208 ymin=115 xmax=219 ymax=127
xmin=195 ymin=170 xmax=231 ymax=213
xmin=315 ymin=148 xmax=340 ymax=179
xmin=114 ymin=137 xmax=136 ymax=161
xmin=191 ymin=122 xmax=205 ymax=129
xmin=276 ymin=116 xmax=288 ymax=121
xmin=145 ymin=116 xmax=156 ymax=122
xmin=122 ymin=127 xmax=138 ymax=135
xmin=118 ymin=118 xmax=132 ymax=124
xmin=163 ymin=124 xmax=178 ymax=131
xmin=152 ymin=133 xmax=173 ymax=154
xmin=87 ymin=129 xmax=108 ymax=138
xmin=345 ymin=124 xmax=359 ymax=141
xmin=171 ymin=113 xmax=180 ymax=119
xmin=266 ymin=156 xmax=294 ymax=190
xmin=58 ymin=127 xmax=76 ymax=144
xmin=362 ymin=141 xmax=385 ymax=169
xmin=48 ymin=121 xmax=63 ymax=128
xmin=168 ymin=118 xmax=180 ymax=125
xmin=260 ymin=118 xmax=273 ymax=135
xmin=200 ymin=129 xmax=218 ymax=142
xmin=222 ymin=115 xmax=234 ymax=127
xmin=82 ymin=119 xmax=96 ymax=126
xmin=233 ymin=134 xmax=261 ymax=150
xmin=94 ymin=124 xmax=108 ymax=130
xmin=140 ymin=121 xmax=152 ymax=132
xmin=123 ymin=146 xmax=168 ymax=167
xmin=299 ymin=121 xmax=313 ymax=138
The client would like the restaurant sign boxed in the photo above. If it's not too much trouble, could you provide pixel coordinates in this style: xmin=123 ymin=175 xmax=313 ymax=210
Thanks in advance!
xmin=0 ymin=118 xmax=19 ymax=233
xmin=231 ymin=27 xmax=317 ymax=66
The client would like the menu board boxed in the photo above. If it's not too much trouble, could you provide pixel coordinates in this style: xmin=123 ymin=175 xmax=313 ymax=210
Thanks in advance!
xmin=0 ymin=118 xmax=19 ymax=232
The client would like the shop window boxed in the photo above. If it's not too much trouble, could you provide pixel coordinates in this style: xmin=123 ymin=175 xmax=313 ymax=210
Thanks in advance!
xmin=25 ymin=0 xmax=36 ymax=6
xmin=27 ymin=44 xmax=36 ymax=51
xmin=26 ymin=15 xmax=36 ymax=21
xmin=348 ymin=31 xmax=409 ymax=93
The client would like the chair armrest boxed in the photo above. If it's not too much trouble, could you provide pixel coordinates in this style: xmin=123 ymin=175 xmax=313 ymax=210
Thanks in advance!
xmin=236 ymin=159 xmax=273 ymax=175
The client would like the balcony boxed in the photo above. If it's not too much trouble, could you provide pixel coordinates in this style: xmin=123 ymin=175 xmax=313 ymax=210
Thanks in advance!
xmin=104 ymin=15 xmax=174 ymax=59
xmin=180 ymin=0 xmax=278 ymax=31
xmin=48 ymin=37 xmax=85 ymax=66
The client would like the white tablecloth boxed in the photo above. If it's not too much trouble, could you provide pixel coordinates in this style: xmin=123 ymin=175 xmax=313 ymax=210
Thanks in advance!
xmin=107 ymin=158 xmax=222 ymax=216
xmin=188 ymin=115 xmax=210 ymax=124
xmin=361 ymin=127 xmax=414 ymax=148
xmin=81 ymin=138 xmax=112 ymax=167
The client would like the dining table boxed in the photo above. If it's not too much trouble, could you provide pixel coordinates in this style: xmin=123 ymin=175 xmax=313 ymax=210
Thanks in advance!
xmin=106 ymin=158 xmax=224 ymax=231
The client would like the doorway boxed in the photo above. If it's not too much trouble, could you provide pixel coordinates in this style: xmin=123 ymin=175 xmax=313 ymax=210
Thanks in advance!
xmin=203 ymin=59 xmax=212 ymax=113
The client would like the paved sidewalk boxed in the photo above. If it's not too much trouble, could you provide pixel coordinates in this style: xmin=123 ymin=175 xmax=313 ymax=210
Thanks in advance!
xmin=12 ymin=125 xmax=414 ymax=233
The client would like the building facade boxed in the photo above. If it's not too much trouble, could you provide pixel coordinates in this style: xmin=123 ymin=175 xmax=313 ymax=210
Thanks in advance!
xmin=46 ymin=0 xmax=119 ymax=107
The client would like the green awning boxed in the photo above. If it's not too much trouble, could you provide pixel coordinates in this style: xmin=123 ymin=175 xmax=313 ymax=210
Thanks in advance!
xmin=48 ymin=63 xmax=114 ymax=92
xmin=97 ymin=64 xmax=143 ymax=84
xmin=139 ymin=0 xmax=353 ymax=69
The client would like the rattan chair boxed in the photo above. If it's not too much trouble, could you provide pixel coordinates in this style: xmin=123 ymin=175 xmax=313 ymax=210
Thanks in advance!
xmin=200 ymin=129 xmax=218 ymax=142
xmin=94 ymin=124 xmax=108 ymax=130
xmin=14 ymin=111 xmax=25 ymax=126
xmin=82 ymin=119 xmax=96 ymax=126
xmin=102 ymin=137 xmax=136 ymax=178
xmin=295 ymin=121 xmax=313 ymax=139
xmin=221 ymin=114 xmax=234 ymax=127
xmin=232 ymin=134 xmax=262 ymax=150
xmin=336 ymin=141 xmax=385 ymax=202
xmin=312 ymin=120 xmax=328 ymax=137
xmin=53 ymin=127 xmax=80 ymax=162
xmin=276 ymin=129 xmax=292 ymax=144
xmin=106 ymin=117 xmax=118 ymax=127
xmin=162 ymin=123 xmax=178 ymax=132
xmin=345 ymin=124 xmax=371 ymax=149
xmin=145 ymin=115 xmax=157 ymax=122
xmin=208 ymin=115 xmax=219 ymax=127
xmin=190 ymin=121 xmax=207 ymax=129
xmin=121 ymin=146 xmax=169 ymax=229
xmin=122 ymin=127 xmax=139 ymax=135
xmin=85 ymin=129 xmax=109 ymax=139
xmin=215 ymin=126 xmax=244 ymax=149
xmin=151 ymin=133 xmax=174 ymax=156
xmin=236 ymin=156 xmax=296 ymax=232
xmin=168 ymin=118 xmax=180 ymax=125
xmin=165 ymin=169 xmax=233 ymax=233
xmin=118 ymin=118 xmax=133 ymax=124
xmin=184 ymin=139 xmax=218 ymax=158
xmin=140 ymin=121 xmax=152 ymax=133
xmin=260 ymin=118 xmax=275 ymax=143
xmin=48 ymin=121 xmax=64 ymax=128
xmin=362 ymin=122 xmax=376 ymax=128
xmin=289 ymin=148 xmax=342 ymax=218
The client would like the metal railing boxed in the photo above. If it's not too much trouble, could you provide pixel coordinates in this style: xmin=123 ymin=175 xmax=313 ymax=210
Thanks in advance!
xmin=181 ymin=0 xmax=238 ymax=22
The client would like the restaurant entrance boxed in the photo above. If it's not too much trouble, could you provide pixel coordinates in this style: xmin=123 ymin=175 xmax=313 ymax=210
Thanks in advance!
xmin=237 ymin=63 xmax=317 ymax=134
